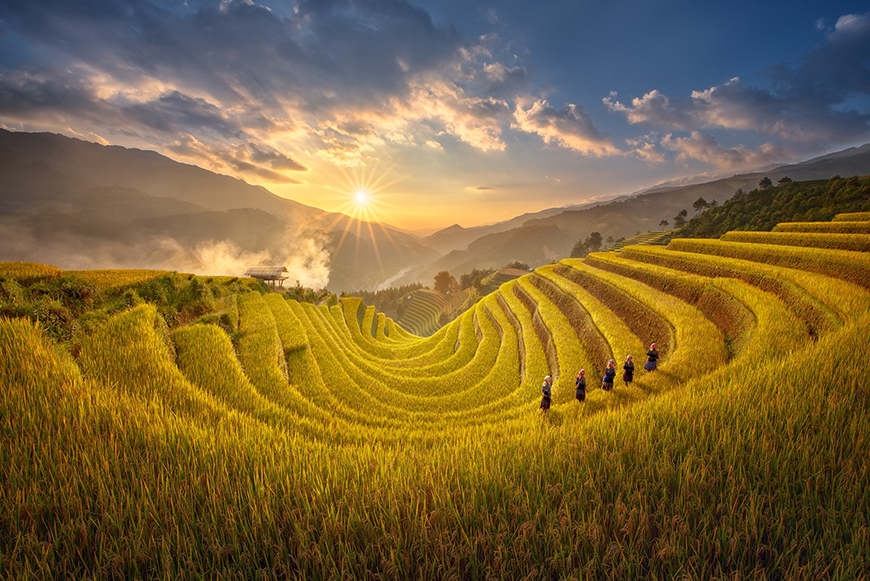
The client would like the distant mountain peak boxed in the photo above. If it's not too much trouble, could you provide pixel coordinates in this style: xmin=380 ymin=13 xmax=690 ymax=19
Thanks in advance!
xmin=433 ymin=224 xmax=465 ymax=235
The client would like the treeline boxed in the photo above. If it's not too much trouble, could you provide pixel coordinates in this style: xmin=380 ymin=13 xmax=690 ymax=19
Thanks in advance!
xmin=674 ymin=175 xmax=870 ymax=238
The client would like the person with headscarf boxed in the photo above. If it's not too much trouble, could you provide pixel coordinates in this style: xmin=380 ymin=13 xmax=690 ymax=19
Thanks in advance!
xmin=575 ymin=369 xmax=586 ymax=402
xmin=602 ymin=360 xmax=616 ymax=391
xmin=623 ymin=355 xmax=634 ymax=386
xmin=540 ymin=375 xmax=553 ymax=412
xmin=644 ymin=343 xmax=659 ymax=372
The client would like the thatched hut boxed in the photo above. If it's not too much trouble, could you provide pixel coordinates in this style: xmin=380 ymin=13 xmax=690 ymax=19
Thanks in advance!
xmin=244 ymin=266 xmax=289 ymax=290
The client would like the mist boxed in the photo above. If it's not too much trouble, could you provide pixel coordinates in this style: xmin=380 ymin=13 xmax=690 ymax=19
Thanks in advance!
xmin=0 ymin=220 xmax=332 ymax=289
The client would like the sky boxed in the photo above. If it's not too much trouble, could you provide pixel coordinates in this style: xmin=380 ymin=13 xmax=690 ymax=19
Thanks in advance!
xmin=1 ymin=0 xmax=869 ymax=231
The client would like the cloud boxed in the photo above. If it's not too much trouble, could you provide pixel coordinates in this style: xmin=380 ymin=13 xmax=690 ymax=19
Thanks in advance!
xmin=603 ymin=89 xmax=696 ymax=129
xmin=248 ymin=144 xmax=306 ymax=171
xmin=482 ymin=62 xmax=527 ymax=94
xmin=167 ymin=135 xmax=302 ymax=183
xmin=513 ymin=98 xmax=619 ymax=156
xmin=401 ymin=76 xmax=511 ymax=151
xmin=604 ymin=12 xmax=870 ymax=149
xmin=661 ymin=131 xmax=798 ymax=171
xmin=0 ymin=0 xmax=528 ymax=178
xmin=625 ymin=134 xmax=665 ymax=163
xmin=123 ymin=91 xmax=239 ymax=135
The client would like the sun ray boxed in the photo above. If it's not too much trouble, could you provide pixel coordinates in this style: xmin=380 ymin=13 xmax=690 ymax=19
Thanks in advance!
xmin=319 ymin=163 xmax=408 ymax=287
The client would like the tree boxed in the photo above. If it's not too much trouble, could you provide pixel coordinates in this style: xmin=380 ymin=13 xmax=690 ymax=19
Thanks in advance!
xmin=692 ymin=197 xmax=709 ymax=216
xmin=569 ymin=232 xmax=602 ymax=258
xmin=673 ymin=209 xmax=688 ymax=228
xmin=504 ymin=261 xmax=530 ymax=270
xmin=570 ymin=239 xmax=586 ymax=258
xmin=659 ymin=219 xmax=669 ymax=228
xmin=433 ymin=271 xmax=458 ymax=294
xmin=709 ymin=199 xmax=718 ymax=208
xmin=759 ymin=176 xmax=773 ymax=190
xmin=459 ymin=267 xmax=495 ymax=290
xmin=778 ymin=176 xmax=793 ymax=185
xmin=586 ymin=231 xmax=603 ymax=254
xmin=605 ymin=235 xmax=614 ymax=246
xmin=571 ymin=232 xmax=613 ymax=258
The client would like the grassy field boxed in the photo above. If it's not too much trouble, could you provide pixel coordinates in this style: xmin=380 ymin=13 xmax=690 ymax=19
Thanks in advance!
xmin=2 ymin=216 xmax=869 ymax=579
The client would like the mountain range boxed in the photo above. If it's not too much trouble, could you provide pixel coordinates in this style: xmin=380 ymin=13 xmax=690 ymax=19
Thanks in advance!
xmin=1 ymin=128 xmax=869 ymax=292
xmin=0 ymin=129 xmax=437 ymax=290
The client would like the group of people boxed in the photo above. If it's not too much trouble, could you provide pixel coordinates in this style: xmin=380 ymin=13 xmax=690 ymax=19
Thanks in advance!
xmin=540 ymin=343 xmax=659 ymax=412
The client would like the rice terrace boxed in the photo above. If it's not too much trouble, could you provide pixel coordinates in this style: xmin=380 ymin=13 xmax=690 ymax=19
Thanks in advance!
xmin=3 ymin=209 xmax=870 ymax=579
xmin=3 ymin=1 xmax=870 ymax=579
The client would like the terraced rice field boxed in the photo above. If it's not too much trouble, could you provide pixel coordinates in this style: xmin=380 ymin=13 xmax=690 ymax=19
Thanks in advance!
xmin=63 ymin=268 xmax=171 ymax=290
xmin=394 ymin=287 xmax=470 ymax=336
xmin=604 ymin=230 xmax=671 ymax=252
xmin=3 ymin=215 xmax=870 ymax=579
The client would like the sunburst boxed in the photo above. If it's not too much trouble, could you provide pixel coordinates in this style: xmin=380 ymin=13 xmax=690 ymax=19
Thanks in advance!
xmin=353 ymin=189 xmax=370 ymax=206
xmin=320 ymin=164 xmax=407 ymax=277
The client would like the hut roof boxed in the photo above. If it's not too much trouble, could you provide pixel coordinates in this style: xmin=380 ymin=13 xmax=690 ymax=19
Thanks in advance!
xmin=244 ymin=266 xmax=289 ymax=280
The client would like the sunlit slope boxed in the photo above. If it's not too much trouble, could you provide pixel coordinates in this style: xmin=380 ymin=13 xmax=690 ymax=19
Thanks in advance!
xmin=3 ymin=214 xmax=870 ymax=577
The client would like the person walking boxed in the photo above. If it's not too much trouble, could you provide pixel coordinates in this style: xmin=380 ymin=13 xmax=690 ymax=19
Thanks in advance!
xmin=575 ymin=370 xmax=586 ymax=402
xmin=623 ymin=355 xmax=634 ymax=387
xmin=602 ymin=360 xmax=616 ymax=391
xmin=644 ymin=343 xmax=659 ymax=372
xmin=540 ymin=375 xmax=553 ymax=413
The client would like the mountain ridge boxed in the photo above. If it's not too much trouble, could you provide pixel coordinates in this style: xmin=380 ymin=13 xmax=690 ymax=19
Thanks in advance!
xmin=388 ymin=145 xmax=870 ymax=288
xmin=3 ymin=127 xmax=869 ymax=291
xmin=0 ymin=129 xmax=437 ymax=290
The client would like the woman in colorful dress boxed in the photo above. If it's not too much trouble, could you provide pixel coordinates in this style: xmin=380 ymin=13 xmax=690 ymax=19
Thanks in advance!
xmin=540 ymin=375 xmax=553 ymax=413
xmin=644 ymin=343 xmax=659 ymax=372
xmin=602 ymin=360 xmax=616 ymax=391
xmin=623 ymin=355 xmax=634 ymax=386
xmin=575 ymin=369 xmax=586 ymax=402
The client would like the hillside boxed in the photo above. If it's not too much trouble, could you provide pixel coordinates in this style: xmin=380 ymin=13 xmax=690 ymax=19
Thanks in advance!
xmin=0 ymin=129 xmax=325 ymax=222
xmin=0 ymin=129 xmax=434 ymax=291
xmin=675 ymin=175 xmax=870 ymax=238
xmin=403 ymin=145 xmax=870 ymax=287
xmin=3 ymin=213 xmax=869 ymax=578
xmin=422 ymin=200 xmax=601 ymax=255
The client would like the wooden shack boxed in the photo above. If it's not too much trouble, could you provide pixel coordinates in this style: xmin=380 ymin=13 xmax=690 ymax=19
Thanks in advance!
xmin=244 ymin=266 xmax=289 ymax=290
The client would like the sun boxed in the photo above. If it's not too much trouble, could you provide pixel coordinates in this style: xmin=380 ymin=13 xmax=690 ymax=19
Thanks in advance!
xmin=325 ymin=164 xmax=406 ymax=275
xmin=354 ymin=189 xmax=370 ymax=205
